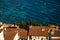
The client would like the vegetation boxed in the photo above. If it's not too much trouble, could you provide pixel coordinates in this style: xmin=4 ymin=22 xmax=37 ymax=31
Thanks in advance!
xmin=58 ymin=26 xmax=60 ymax=29
xmin=14 ymin=20 xmax=60 ymax=30
xmin=14 ymin=20 xmax=37 ymax=30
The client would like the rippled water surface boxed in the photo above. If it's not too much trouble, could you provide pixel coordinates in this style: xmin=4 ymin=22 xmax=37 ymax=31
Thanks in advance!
xmin=0 ymin=0 xmax=60 ymax=25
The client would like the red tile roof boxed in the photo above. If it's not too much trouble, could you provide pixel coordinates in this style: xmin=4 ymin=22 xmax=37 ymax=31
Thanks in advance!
xmin=0 ymin=25 xmax=59 ymax=40
xmin=18 ymin=28 xmax=28 ymax=39
xmin=4 ymin=28 xmax=17 ymax=40
xmin=52 ymin=30 xmax=60 ymax=37
xmin=0 ymin=29 xmax=3 ymax=33
xmin=29 ymin=26 xmax=56 ymax=36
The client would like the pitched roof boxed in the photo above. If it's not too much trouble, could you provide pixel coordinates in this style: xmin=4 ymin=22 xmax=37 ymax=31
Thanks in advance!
xmin=0 ymin=29 xmax=3 ymax=33
xmin=29 ymin=26 xmax=47 ymax=36
xmin=29 ymin=26 xmax=56 ymax=36
xmin=4 ymin=28 xmax=17 ymax=40
xmin=18 ymin=28 xmax=28 ymax=39
xmin=52 ymin=30 xmax=60 ymax=37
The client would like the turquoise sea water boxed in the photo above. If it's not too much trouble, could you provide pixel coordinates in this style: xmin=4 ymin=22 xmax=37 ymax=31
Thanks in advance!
xmin=0 ymin=0 xmax=60 ymax=25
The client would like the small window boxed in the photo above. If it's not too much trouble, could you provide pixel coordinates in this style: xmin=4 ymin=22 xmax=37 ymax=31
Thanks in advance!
xmin=30 ymin=35 xmax=32 ymax=39
xmin=34 ymin=39 xmax=35 ymax=40
xmin=38 ymin=37 xmax=39 ymax=39
xmin=46 ymin=37 xmax=48 ymax=39
xmin=18 ymin=38 xmax=20 ymax=40
xmin=21 ymin=39 xmax=23 ymax=40
xmin=25 ymin=39 xmax=27 ymax=40
xmin=50 ymin=30 xmax=52 ymax=32
xmin=41 ymin=38 xmax=43 ymax=40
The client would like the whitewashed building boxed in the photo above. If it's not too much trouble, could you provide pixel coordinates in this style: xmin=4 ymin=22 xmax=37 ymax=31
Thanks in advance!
xmin=51 ymin=30 xmax=60 ymax=40
xmin=4 ymin=28 xmax=19 ymax=40
xmin=0 ymin=25 xmax=60 ymax=40
xmin=18 ymin=28 xmax=28 ymax=40
xmin=0 ymin=29 xmax=4 ymax=40
xmin=28 ymin=26 xmax=60 ymax=40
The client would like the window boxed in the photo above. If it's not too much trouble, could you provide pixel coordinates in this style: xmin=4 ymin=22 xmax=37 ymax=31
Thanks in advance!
xmin=29 ymin=35 xmax=32 ymax=40
xmin=30 ymin=35 xmax=32 ymax=39
xmin=18 ymin=37 xmax=20 ymax=40
xmin=21 ymin=39 xmax=23 ymax=40
xmin=25 ymin=39 xmax=27 ymax=40
xmin=41 ymin=38 xmax=43 ymax=40
xmin=50 ymin=30 xmax=52 ymax=32
xmin=46 ymin=37 xmax=48 ymax=39
xmin=34 ymin=39 xmax=35 ymax=40
xmin=18 ymin=38 xmax=20 ymax=40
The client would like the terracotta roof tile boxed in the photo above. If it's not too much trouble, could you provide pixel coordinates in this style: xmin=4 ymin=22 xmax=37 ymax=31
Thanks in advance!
xmin=0 ymin=29 xmax=3 ymax=33
xmin=29 ymin=26 xmax=56 ymax=36
xmin=18 ymin=29 xmax=28 ymax=39
xmin=4 ymin=28 xmax=17 ymax=40
xmin=52 ymin=30 xmax=60 ymax=37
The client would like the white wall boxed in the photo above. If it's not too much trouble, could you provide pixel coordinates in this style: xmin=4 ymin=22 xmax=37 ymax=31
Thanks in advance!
xmin=28 ymin=36 xmax=48 ymax=40
xmin=0 ymin=31 xmax=4 ymax=40
xmin=52 ymin=37 xmax=60 ymax=39
xmin=14 ymin=33 xmax=19 ymax=40
xmin=28 ymin=36 xmax=30 ymax=40
xmin=0 ymin=25 xmax=4 ymax=29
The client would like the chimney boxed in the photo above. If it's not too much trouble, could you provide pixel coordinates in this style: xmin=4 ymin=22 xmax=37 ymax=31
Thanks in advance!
xmin=29 ymin=25 xmax=32 ymax=28
xmin=42 ymin=28 xmax=45 ymax=31
xmin=42 ymin=26 xmax=45 ymax=31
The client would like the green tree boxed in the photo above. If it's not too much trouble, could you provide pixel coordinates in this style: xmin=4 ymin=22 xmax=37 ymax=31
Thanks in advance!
xmin=37 ymin=23 xmax=42 ymax=26
xmin=20 ymin=20 xmax=29 ymax=30
xmin=29 ymin=20 xmax=36 ymax=26
xmin=14 ymin=22 xmax=20 ymax=26
xmin=58 ymin=26 xmax=60 ymax=29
